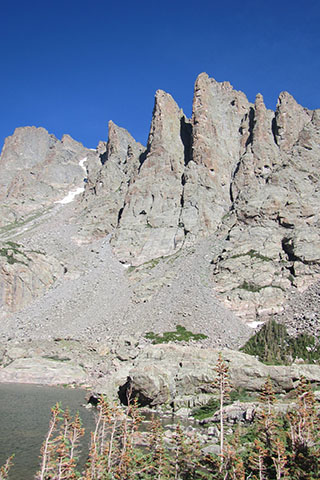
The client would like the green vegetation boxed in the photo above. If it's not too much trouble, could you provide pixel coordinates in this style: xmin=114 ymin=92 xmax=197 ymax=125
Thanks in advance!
xmin=229 ymin=387 xmax=256 ymax=403
xmin=231 ymin=249 xmax=273 ymax=262
xmin=237 ymin=281 xmax=285 ymax=293
xmin=0 ymin=240 xmax=44 ymax=265
xmin=127 ymin=250 xmax=183 ymax=274
xmin=192 ymin=398 xmax=220 ymax=420
xmin=42 ymin=355 xmax=71 ymax=362
xmin=0 ymin=207 xmax=53 ymax=235
xmin=0 ymin=241 xmax=29 ymax=265
xmin=193 ymin=388 xmax=256 ymax=420
xmin=127 ymin=257 xmax=161 ymax=273
xmin=241 ymin=319 xmax=320 ymax=365
xmin=238 ymin=280 xmax=264 ymax=293
xmin=145 ymin=325 xmax=208 ymax=344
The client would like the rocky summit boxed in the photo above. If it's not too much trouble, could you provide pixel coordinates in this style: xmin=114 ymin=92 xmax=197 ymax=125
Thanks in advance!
xmin=0 ymin=72 xmax=319 ymax=368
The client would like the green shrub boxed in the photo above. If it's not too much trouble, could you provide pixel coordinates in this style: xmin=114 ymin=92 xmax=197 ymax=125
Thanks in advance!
xmin=192 ymin=388 xmax=255 ymax=420
xmin=145 ymin=325 xmax=208 ymax=344
xmin=241 ymin=319 xmax=320 ymax=365
xmin=192 ymin=398 xmax=220 ymax=420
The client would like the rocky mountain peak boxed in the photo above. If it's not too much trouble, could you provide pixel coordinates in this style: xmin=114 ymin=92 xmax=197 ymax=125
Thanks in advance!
xmin=110 ymin=88 xmax=188 ymax=265
xmin=0 ymin=126 xmax=91 ymax=228
xmin=145 ymin=89 xmax=186 ymax=165
xmin=0 ymin=73 xmax=319 ymax=346
xmin=274 ymin=91 xmax=311 ymax=151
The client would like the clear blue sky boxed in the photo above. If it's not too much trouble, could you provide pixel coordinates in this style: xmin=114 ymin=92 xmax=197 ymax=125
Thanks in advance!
xmin=1 ymin=0 xmax=319 ymax=150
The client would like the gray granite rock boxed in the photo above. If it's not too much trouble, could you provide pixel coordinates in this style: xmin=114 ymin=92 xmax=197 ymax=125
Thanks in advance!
xmin=111 ymin=90 xmax=188 ymax=265
xmin=0 ymin=72 xmax=319 ymax=348
xmin=0 ymin=127 xmax=93 ymax=227
xmin=119 ymin=344 xmax=320 ymax=407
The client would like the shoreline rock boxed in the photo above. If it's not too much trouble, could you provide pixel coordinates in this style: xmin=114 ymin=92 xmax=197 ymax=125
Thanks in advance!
xmin=1 ymin=341 xmax=320 ymax=409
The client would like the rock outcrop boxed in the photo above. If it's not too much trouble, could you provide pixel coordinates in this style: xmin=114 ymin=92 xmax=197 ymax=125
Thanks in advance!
xmin=79 ymin=121 xmax=144 ymax=239
xmin=2 ymin=340 xmax=320 ymax=409
xmin=111 ymin=90 xmax=189 ymax=264
xmin=118 ymin=344 xmax=320 ymax=407
xmin=0 ymin=242 xmax=64 ymax=319
xmin=212 ymin=92 xmax=320 ymax=319
xmin=80 ymin=73 xmax=320 ymax=323
xmin=0 ymin=72 xmax=319 ymax=339
xmin=0 ymin=127 xmax=97 ymax=316
xmin=181 ymin=73 xmax=250 ymax=240
xmin=0 ymin=356 xmax=88 ymax=385
xmin=0 ymin=126 xmax=94 ymax=227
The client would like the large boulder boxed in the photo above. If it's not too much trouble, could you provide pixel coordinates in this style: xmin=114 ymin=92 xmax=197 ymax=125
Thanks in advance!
xmin=118 ymin=344 xmax=320 ymax=407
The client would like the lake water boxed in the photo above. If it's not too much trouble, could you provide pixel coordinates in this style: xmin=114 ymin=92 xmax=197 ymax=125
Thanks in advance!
xmin=0 ymin=383 xmax=200 ymax=479
xmin=0 ymin=383 xmax=96 ymax=480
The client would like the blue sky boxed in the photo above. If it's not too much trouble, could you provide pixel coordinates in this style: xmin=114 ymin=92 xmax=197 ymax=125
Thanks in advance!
xmin=1 ymin=0 xmax=319 ymax=150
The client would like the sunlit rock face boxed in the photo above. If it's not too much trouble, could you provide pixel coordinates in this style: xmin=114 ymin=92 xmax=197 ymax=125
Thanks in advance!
xmin=111 ymin=75 xmax=251 ymax=264
xmin=181 ymin=72 xmax=250 ymax=241
xmin=0 ymin=73 xmax=319 ymax=331
xmin=79 ymin=120 xmax=144 ymax=239
xmin=110 ymin=90 xmax=189 ymax=265
xmin=0 ymin=126 xmax=93 ymax=227
xmin=107 ymin=74 xmax=320 ymax=319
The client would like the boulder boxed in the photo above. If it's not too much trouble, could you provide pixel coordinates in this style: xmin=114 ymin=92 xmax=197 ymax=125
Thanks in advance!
xmin=0 ymin=356 xmax=88 ymax=385
xmin=118 ymin=344 xmax=320 ymax=407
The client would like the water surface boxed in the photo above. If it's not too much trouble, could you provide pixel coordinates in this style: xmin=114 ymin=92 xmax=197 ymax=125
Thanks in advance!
xmin=0 ymin=383 xmax=95 ymax=480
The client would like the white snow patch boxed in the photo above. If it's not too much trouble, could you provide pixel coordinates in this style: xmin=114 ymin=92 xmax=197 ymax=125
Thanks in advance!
xmin=79 ymin=157 xmax=87 ymax=173
xmin=55 ymin=157 xmax=87 ymax=205
xmin=247 ymin=321 xmax=265 ymax=329
xmin=55 ymin=187 xmax=85 ymax=205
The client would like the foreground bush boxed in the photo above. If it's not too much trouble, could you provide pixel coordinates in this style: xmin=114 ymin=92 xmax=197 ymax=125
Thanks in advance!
xmin=1 ymin=375 xmax=320 ymax=478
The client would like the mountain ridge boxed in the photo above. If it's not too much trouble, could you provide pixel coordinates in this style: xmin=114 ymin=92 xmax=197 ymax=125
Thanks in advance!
xmin=0 ymin=72 xmax=319 ymax=347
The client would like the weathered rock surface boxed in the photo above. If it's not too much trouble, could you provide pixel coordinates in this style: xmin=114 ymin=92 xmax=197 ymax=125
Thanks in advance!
xmin=0 ymin=72 xmax=319 ymax=346
xmin=0 ymin=242 xmax=64 ymax=319
xmin=0 ymin=127 xmax=98 ymax=315
xmin=0 ymin=357 xmax=88 ymax=385
xmin=274 ymin=280 xmax=320 ymax=337
xmin=181 ymin=73 xmax=250 ymax=241
xmin=2 ymin=341 xmax=320 ymax=410
xmin=212 ymin=91 xmax=320 ymax=319
xmin=0 ymin=127 xmax=94 ymax=227
xmin=111 ymin=90 xmax=189 ymax=264
xmin=120 ymin=344 xmax=320 ymax=407
xmin=79 ymin=121 xmax=144 ymax=239
xmin=85 ymin=73 xmax=320 ymax=323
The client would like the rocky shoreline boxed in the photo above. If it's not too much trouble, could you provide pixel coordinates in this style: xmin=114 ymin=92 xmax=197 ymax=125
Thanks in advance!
xmin=1 ymin=338 xmax=320 ymax=413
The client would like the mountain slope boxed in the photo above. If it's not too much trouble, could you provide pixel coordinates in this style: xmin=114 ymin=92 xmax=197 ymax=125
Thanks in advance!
xmin=0 ymin=73 xmax=319 ymax=346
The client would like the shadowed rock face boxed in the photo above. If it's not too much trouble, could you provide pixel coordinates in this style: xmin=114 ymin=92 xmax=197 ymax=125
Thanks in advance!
xmin=0 ymin=72 xmax=319 ymax=334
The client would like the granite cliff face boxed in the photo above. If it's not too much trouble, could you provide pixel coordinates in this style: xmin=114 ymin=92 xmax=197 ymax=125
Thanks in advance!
xmin=0 ymin=73 xmax=319 ymax=341
xmin=0 ymin=127 xmax=94 ymax=319
xmin=79 ymin=73 xmax=320 ymax=323
xmin=0 ymin=126 xmax=94 ymax=227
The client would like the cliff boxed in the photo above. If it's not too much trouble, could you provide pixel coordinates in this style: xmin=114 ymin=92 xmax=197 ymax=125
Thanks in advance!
xmin=0 ymin=73 xmax=319 ymax=346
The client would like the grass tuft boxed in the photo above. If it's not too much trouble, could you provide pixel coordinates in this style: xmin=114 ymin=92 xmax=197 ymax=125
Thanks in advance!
xmin=145 ymin=325 xmax=208 ymax=344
